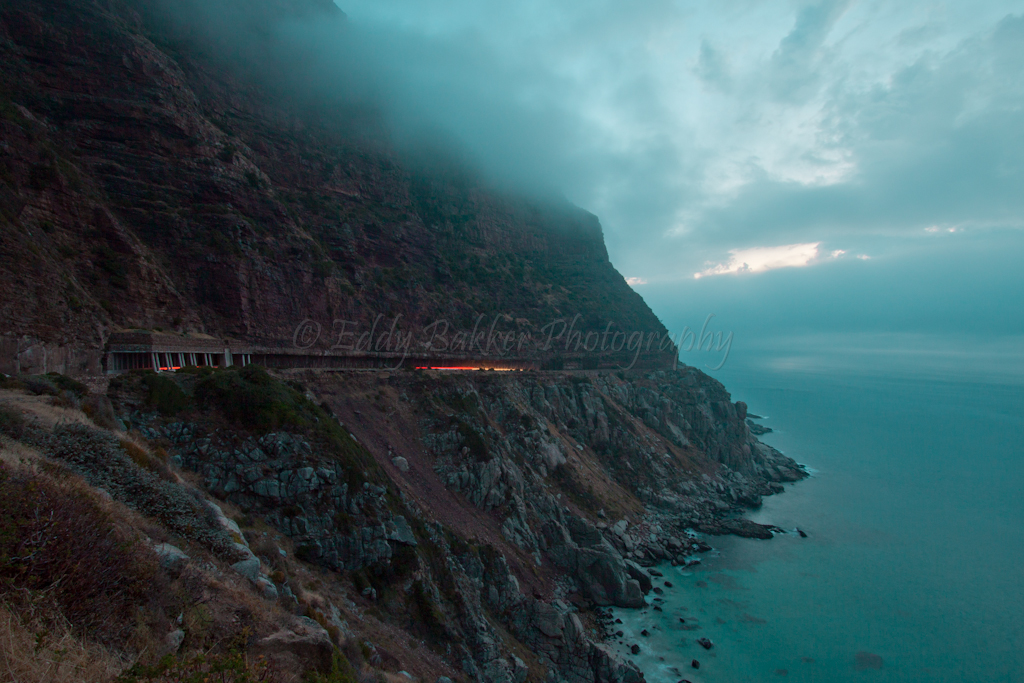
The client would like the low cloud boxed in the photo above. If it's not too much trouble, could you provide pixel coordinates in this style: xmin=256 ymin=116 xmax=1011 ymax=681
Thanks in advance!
xmin=695 ymin=242 xmax=821 ymax=278
xmin=149 ymin=0 xmax=1024 ymax=332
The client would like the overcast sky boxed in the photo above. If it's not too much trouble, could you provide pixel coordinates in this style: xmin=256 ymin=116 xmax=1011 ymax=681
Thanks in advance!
xmin=316 ymin=0 xmax=1024 ymax=380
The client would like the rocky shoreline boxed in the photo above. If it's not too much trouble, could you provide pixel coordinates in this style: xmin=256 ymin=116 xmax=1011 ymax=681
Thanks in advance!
xmin=572 ymin=409 xmax=804 ymax=680
xmin=112 ymin=364 xmax=805 ymax=683
xmin=591 ymin=511 xmax=809 ymax=681
xmin=1 ymin=359 xmax=806 ymax=683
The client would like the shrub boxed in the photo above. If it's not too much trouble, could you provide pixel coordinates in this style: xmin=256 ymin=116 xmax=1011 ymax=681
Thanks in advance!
xmin=0 ymin=464 xmax=157 ymax=643
xmin=52 ymin=390 xmax=81 ymax=409
xmin=0 ymin=604 xmax=124 ymax=683
xmin=304 ymin=651 xmax=357 ymax=683
xmin=6 ymin=422 xmax=233 ymax=557
xmin=445 ymin=391 xmax=479 ymax=416
xmin=46 ymin=373 xmax=89 ymax=398
xmin=21 ymin=376 xmax=60 ymax=396
xmin=142 ymin=373 xmax=189 ymax=416
xmin=195 ymin=365 xmax=310 ymax=433
xmin=390 ymin=545 xmax=419 ymax=578
xmin=550 ymin=463 xmax=600 ymax=513
xmin=410 ymin=580 xmax=446 ymax=642
xmin=294 ymin=544 xmax=318 ymax=563
xmin=116 ymin=643 xmax=275 ymax=683
xmin=0 ymin=374 xmax=27 ymax=392
xmin=0 ymin=405 xmax=26 ymax=440
xmin=194 ymin=366 xmax=375 ymax=481
xmin=120 ymin=439 xmax=173 ymax=481
xmin=83 ymin=394 xmax=123 ymax=431
xmin=457 ymin=421 xmax=488 ymax=462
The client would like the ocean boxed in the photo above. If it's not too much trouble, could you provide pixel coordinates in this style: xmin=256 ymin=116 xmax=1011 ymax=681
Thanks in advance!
xmin=608 ymin=369 xmax=1024 ymax=682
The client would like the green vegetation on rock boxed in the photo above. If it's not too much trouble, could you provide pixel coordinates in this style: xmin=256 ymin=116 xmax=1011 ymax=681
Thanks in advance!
xmin=143 ymin=372 xmax=189 ymax=416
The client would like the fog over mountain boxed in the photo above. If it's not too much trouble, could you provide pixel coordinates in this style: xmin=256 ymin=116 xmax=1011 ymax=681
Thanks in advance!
xmin=155 ymin=0 xmax=1024 ymax=378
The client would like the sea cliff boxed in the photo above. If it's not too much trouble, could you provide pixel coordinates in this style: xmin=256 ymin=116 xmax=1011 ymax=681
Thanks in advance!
xmin=0 ymin=1 xmax=805 ymax=681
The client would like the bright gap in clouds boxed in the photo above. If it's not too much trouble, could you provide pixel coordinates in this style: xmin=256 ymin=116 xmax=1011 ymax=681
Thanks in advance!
xmin=695 ymin=242 xmax=821 ymax=278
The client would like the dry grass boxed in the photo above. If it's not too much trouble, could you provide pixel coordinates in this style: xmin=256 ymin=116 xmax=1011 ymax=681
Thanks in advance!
xmin=0 ymin=435 xmax=46 ymax=469
xmin=119 ymin=438 xmax=175 ymax=482
xmin=0 ymin=389 xmax=110 ymax=431
xmin=0 ymin=461 xmax=160 ymax=644
xmin=0 ymin=603 xmax=124 ymax=683
xmin=0 ymin=434 xmax=175 ymax=548
xmin=1 ymin=385 xmax=185 ymax=487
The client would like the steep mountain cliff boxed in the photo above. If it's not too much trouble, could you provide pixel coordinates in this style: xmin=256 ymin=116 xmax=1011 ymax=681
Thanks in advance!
xmin=0 ymin=0 xmax=664 ymax=373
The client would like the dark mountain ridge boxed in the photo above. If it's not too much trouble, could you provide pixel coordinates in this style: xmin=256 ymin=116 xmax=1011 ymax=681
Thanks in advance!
xmin=1 ymin=0 xmax=666 ymax=375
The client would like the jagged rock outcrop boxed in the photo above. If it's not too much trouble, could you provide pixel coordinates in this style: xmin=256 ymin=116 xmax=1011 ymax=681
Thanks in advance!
xmin=133 ymin=420 xmax=417 ymax=572
xmin=540 ymin=518 xmax=643 ymax=608
xmin=424 ymin=369 xmax=804 ymax=540
xmin=254 ymin=616 xmax=336 ymax=677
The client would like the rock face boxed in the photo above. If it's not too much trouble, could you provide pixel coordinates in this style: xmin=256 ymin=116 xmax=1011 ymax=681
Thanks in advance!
xmin=0 ymin=0 xmax=669 ymax=373
xmin=541 ymin=518 xmax=644 ymax=608
xmin=255 ymin=617 xmax=335 ymax=676
xmin=140 ymin=422 xmax=416 ymax=572
xmin=423 ymin=369 xmax=805 ymax=538
xmin=153 ymin=542 xmax=189 ymax=576
xmin=163 ymin=629 xmax=185 ymax=655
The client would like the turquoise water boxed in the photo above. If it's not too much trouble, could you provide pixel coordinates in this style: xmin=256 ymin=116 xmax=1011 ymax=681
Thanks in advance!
xmin=610 ymin=373 xmax=1024 ymax=682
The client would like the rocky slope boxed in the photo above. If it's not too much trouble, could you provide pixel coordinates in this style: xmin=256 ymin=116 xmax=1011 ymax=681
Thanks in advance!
xmin=120 ymin=364 xmax=801 ymax=682
xmin=2 ymin=362 xmax=804 ymax=683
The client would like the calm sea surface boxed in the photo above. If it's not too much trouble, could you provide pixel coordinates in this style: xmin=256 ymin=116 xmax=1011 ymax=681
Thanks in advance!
xmin=610 ymin=370 xmax=1024 ymax=682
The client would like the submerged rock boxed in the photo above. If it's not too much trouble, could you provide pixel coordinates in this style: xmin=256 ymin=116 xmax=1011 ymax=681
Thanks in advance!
xmin=854 ymin=652 xmax=883 ymax=670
